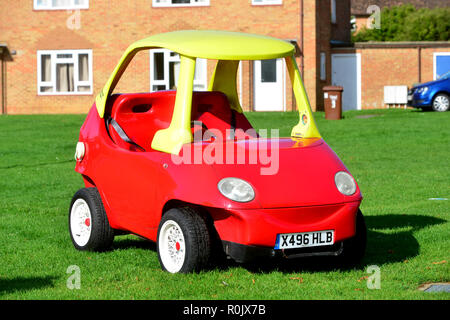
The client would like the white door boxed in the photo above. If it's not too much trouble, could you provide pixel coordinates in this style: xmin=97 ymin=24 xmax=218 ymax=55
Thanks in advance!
xmin=331 ymin=54 xmax=361 ymax=111
xmin=254 ymin=59 xmax=285 ymax=111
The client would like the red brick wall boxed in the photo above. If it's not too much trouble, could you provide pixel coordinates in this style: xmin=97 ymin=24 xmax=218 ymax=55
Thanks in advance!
xmin=1 ymin=0 xmax=348 ymax=114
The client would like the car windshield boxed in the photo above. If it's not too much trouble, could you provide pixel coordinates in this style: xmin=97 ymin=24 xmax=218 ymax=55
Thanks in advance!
xmin=438 ymin=70 xmax=450 ymax=80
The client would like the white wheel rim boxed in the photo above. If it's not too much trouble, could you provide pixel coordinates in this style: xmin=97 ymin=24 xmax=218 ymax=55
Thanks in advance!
xmin=434 ymin=96 xmax=449 ymax=111
xmin=158 ymin=220 xmax=186 ymax=273
xmin=70 ymin=199 xmax=92 ymax=247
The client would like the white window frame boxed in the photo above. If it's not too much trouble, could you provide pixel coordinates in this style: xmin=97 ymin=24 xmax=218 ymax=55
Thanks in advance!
xmin=34 ymin=0 xmax=89 ymax=10
xmin=37 ymin=49 xmax=93 ymax=95
xmin=433 ymin=52 xmax=450 ymax=80
xmin=150 ymin=49 xmax=207 ymax=92
xmin=152 ymin=0 xmax=210 ymax=8
xmin=252 ymin=0 xmax=283 ymax=5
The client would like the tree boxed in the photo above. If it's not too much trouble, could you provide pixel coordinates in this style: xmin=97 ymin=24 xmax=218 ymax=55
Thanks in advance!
xmin=352 ymin=4 xmax=450 ymax=42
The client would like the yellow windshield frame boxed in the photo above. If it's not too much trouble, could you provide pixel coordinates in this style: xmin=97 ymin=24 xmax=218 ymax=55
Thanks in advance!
xmin=95 ymin=30 xmax=320 ymax=155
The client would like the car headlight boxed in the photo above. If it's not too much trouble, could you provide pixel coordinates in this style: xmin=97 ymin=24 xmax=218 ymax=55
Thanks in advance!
xmin=417 ymin=87 xmax=428 ymax=94
xmin=218 ymin=178 xmax=255 ymax=203
xmin=335 ymin=171 xmax=357 ymax=196
xmin=74 ymin=142 xmax=85 ymax=161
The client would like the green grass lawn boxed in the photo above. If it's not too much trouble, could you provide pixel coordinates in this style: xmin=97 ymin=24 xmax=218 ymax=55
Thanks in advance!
xmin=0 ymin=109 xmax=448 ymax=300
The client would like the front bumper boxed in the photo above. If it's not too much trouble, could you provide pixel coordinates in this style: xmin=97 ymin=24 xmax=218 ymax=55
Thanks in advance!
xmin=408 ymin=90 xmax=431 ymax=107
xmin=209 ymin=201 xmax=360 ymax=262
xmin=222 ymin=240 xmax=344 ymax=263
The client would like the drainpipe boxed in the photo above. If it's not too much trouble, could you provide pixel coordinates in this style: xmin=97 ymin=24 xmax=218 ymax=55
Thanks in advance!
xmin=299 ymin=0 xmax=304 ymax=78
xmin=418 ymin=46 xmax=422 ymax=83
xmin=1 ymin=56 xmax=5 ymax=115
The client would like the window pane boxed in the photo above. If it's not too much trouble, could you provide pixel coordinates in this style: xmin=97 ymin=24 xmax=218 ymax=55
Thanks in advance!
xmin=169 ymin=61 xmax=180 ymax=90
xmin=153 ymin=52 xmax=165 ymax=81
xmin=261 ymin=59 xmax=277 ymax=83
xmin=77 ymin=85 xmax=91 ymax=92
xmin=320 ymin=52 xmax=326 ymax=81
xmin=78 ymin=53 xmax=89 ymax=81
xmin=40 ymin=86 xmax=53 ymax=93
xmin=56 ymin=63 xmax=75 ymax=92
xmin=57 ymin=53 xmax=72 ymax=59
xmin=152 ymin=85 xmax=167 ymax=91
xmin=41 ymin=54 xmax=52 ymax=82
xmin=52 ymin=0 xmax=71 ymax=7
xmin=36 ymin=0 xmax=49 ymax=7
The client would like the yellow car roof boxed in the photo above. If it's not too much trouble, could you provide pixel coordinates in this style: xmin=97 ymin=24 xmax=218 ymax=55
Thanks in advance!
xmin=132 ymin=30 xmax=295 ymax=60
xmin=95 ymin=31 xmax=319 ymax=155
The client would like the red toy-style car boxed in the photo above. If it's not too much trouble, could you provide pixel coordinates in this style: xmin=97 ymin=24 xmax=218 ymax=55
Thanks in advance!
xmin=69 ymin=31 xmax=366 ymax=273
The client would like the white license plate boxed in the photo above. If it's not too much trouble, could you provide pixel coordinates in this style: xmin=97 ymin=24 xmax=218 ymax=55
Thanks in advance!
xmin=274 ymin=230 xmax=334 ymax=249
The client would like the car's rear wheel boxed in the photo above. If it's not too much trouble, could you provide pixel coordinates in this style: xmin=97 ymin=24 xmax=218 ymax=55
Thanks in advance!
xmin=157 ymin=207 xmax=211 ymax=273
xmin=69 ymin=187 xmax=115 ymax=251
xmin=338 ymin=209 xmax=367 ymax=266
xmin=432 ymin=93 xmax=450 ymax=112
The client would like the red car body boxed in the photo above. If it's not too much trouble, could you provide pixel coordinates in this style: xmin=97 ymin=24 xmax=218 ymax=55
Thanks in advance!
xmin=75 ymin=91 xmax=362 ymax=262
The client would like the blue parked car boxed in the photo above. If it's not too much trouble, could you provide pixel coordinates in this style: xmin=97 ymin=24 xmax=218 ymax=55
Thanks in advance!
xmin=408 ymin=71 xmax=450 ymax=112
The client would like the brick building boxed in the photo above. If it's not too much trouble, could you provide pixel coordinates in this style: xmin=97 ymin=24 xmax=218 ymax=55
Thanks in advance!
xmin=331 ymin=0 xmax=450 ymax=110
xmin=332 ymin=41 xmax=450 ymax=109
xmin=0 ymin=0 xmax=352 ymax=115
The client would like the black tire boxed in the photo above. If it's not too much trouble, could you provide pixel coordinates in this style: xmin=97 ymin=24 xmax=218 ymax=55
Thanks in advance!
xmin=338 ymin=209 xmax=367 ymax=266
xmin=69 ymin=187 xmax=115 ymax=251
xmin=432 ymin=93 xmax=450 ymax=112
xmin=157 ymin=207 xmax=211 ymax=273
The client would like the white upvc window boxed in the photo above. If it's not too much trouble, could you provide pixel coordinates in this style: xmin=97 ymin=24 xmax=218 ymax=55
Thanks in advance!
xmin=37 ymin=49 xmax=93 ymax=95
xmin=34 ymin=0 xmax=89 ymax=10
xmin=152 ymin=0 xmax=210 ymax=7
xmin=433 ymin=52 xmax=450 ymax=80
xmin=252 ymin=0 xmax=283 ymax=5
xmin=150 ymin=49 xmax=207 ymax=92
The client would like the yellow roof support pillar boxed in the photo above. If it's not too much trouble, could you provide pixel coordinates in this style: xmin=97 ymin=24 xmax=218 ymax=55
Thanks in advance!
xmin=286 ymin=55 xmax=321 ymax=139
xmin=208 ymin=60 xmax=243 ymax=113
xmin=151 ymin=55 xmax=196 ymax=154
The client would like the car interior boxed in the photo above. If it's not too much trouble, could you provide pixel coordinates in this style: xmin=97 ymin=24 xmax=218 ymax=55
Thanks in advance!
xmin=104 ymin=90 xmax=257 ymax=152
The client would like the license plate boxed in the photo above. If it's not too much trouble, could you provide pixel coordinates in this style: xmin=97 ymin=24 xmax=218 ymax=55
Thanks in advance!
xmin=274 ymin=230 xmax=334 ymax=249
xmin=407 ymin=95 xmax=413 ymax=101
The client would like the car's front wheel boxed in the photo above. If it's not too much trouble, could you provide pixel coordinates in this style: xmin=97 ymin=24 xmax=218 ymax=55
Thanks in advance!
xmin=157 ymin=207 xmax=211 ymax=273
xmin=432 ymin=93 xmax=450 ymax=112
xmin=338 ymin=209 xmax=367 ymax=266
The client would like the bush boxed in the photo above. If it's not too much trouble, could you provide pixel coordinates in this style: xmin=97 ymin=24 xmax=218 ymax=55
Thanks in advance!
xmin=353 ymin=4 xmax=450 ymax=42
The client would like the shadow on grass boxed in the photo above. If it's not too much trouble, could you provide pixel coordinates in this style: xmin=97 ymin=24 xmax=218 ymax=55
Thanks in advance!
xmin=0 ymin=276 xmax=56 ymax=296
xmin=107 ymin=214 xmax=446 ymax=274
xmin=112 ymin=237 xmax=156 ymax=251
xmin=237 ymin=214 xmax=446 ymax=274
